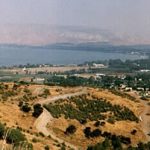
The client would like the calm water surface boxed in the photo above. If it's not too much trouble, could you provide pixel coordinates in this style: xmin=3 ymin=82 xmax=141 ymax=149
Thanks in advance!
xmin=0 ymin=47 xmax=143 ymax=66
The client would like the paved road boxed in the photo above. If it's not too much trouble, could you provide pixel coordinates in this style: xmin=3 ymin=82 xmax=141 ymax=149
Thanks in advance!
xmin=34 ymin=88 xmax=87 ymax=150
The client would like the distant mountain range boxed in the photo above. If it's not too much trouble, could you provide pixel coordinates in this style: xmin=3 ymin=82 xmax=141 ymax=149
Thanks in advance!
xmin=0 ymin=24 xmax=149 ymax=46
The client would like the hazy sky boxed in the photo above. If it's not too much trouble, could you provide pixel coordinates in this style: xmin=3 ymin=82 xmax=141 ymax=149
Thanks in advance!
xmin=0 ymin=0 xmax=150 ymax=45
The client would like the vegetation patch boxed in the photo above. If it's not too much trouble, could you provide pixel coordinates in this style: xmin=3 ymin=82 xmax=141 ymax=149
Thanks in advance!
xmin=110 ymin=89 xmax=137 ymax=102
xmin=0 ymin=122 xmax=33 ymax=149
xmin=44 ymin=95 xmax=139 ymax=123
xmin=87 ymin=139 xmax=150 ymax=150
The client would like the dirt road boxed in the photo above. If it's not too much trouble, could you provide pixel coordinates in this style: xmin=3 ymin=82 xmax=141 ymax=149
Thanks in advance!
xmin=34 ymin=88 xmax=87 ymax=150
xmin=37 ymin=88 xmax=87 ymax=105
xmin=140 ymin=100 xmax=150 ymax=141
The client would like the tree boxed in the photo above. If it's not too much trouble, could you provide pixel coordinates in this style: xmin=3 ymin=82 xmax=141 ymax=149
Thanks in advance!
xmin=111 ymin=135 xmax=122 ymax=150
xmin=90 ymin=129 xmax=101 ymax=138
xmin=6 ymin=129 xmax=26 ymax=145
xmin=32 ymin=104 xmax=43 ymax=118
xmin=0 ymin=123 xmax=5 ymax=139
xmin=44 ymin=145 xmax=50 ymax=150
xmin=84 ymin=127 xmax=91 ymax=138
xmin=87 ymin=139 xmax=111 ymax=150
xmin=21 ymin=103 xmax=31 ymax=113
xmin=102 ymin=138 xmax=111 ymax=149
xmin=65 ymin=125 xmax=76 ymax=135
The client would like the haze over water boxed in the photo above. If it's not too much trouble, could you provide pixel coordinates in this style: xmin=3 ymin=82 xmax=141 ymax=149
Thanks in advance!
xmin=0 ymin=1 xmax=150 ymax=45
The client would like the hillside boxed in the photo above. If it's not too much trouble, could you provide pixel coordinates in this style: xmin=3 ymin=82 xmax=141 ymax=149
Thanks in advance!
xmin=44 ymin=88 xmax=146 ymax=149
xmin=0 ymin=83 xmax=148 ymax=150
xmin=0 ymin=82 xmax=82 ymax=150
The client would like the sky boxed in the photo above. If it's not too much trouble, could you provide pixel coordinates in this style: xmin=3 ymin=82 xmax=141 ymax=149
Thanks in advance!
xmin=0 ymin=0 xmax=150 ymax=45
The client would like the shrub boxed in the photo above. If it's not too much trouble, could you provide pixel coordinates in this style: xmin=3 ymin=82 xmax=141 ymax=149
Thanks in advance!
xmin=44 ymin=145 xmax=50 ymax=150
xmin=39 ymin=132 xmax=45 ymax=137
xmin=79 ymin=119 xmax=87 ymax=124
xmin=131 ymin=129 xmax=137 ymax=135
xmin=24 ymin=88 xmax=31 ymax=94
xmin=107 ymin=117 xmax=115 ymax=124
xmin=13 ymin=84 xmax=19 ymax=90
xmin=141 ymin=96 xmax=148 ymax=101
xmin=18 ymin=101 xmax=23 ymax=107
xmin=32 ymin=138 xmax=38 ymax=143
xmin=38 ymin=89 xmax=50 ymax=98
xmin=43 ymin=89 xmax=50 ymax=96
xmin=101 ymin=121 xmax=105 ymax=126
xmin=94 ymin=121 xmax=100 ymax=127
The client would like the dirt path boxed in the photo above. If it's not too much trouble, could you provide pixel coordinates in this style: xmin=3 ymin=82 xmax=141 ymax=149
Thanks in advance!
xmin=34 ymin=109 xmax=53 ymax=136
xmin=140 ymin=100 xmax=150 ymax=141
xmin=34 ymin=88 xmax=87 ymax=150
xmin=37 ymin=88 xmax=87 ymax=105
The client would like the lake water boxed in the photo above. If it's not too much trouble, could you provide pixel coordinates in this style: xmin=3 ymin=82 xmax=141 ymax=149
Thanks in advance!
xmin=0 ymin=46 xmax=144 ymax=66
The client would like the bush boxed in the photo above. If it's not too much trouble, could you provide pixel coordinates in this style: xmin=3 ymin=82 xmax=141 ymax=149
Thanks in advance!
xmin=43 ymin=89 xmax=50 ymax=96
xmin=79 ymin=119 xmax=87 ymax=124
xmin=24 ymin=88 xmax=31 ymax=94
xmin=18 ymin=101 xmax=23 ymax=107
xmin=94 ymin=121 xmax=100 ymax=127
xmin=141 ymin=96 xmax=148 ymax=101
xmin=131 ymin=129 xmax=137 ymax=135
xmin=107 ymin=117 xmax=115 ymax=124
xmin=101 ymin=121 xmax=106 ymax=126
xmin=44 ymin=145 xmax=50 ymax=150
xmin=32 ymin=138 xmax=39 ymax=143
xmin=39 ymin=132 xmax=45 ymax=137
xmin=38 ymin=89 xmax=50 ymax=98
